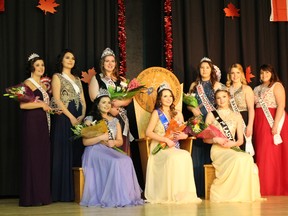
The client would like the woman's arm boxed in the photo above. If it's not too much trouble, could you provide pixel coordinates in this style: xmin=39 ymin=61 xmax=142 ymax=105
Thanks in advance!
xmin=77 ymin=83 xmax=86 ymax=123
xmin=244 ymin=85 xmax=255 ymax=137
xmin=146 ymin=110 xmax=175 ymax=147
xmin=272 ymin=82 xmax=286 ymax=135
xmin=88 ymin=76 xmax=99 ymax=102
xmin=106 ymin=121 xmax=123 ymax=147
xmin=82 ymin=132 xmax=109 ymax=146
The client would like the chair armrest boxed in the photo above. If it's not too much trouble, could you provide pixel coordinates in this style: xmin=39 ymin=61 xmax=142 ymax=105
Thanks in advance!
xmin=179 ymin=136 xmax=195 ymax=154
xmin=135 ymin=137 xmax=151 ymax=181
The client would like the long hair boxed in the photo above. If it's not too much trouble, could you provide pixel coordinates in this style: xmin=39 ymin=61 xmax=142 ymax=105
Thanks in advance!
xmin=89 ymin=95 xmax=111 ymax=122
xmin=259 ymin=64 xmax=280 ymax=87
xmin=54 ymin=48 xmax=79 ymax=76
xmin=226 ymin=63 xmax=247 ymax=87
xmin=154 ymin=88 xmax=177 ymax=118
xmin=99 ymin=55 xmax=120 ymax=80
xmin=191 ymin=60 xmax=218 ymax=92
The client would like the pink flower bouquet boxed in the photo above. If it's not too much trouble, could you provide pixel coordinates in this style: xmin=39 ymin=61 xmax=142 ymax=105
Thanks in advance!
xmin=3 ymin=83 xmax=37 ymax=103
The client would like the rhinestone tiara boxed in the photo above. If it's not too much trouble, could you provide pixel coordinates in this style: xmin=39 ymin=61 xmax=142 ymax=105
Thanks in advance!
xmin=157 ymin=81 xmax=172 ymax=93
xmin=101 ymin=48 xmax=115 ymax=58
xmin=28 ymin=53 xmax=40 ymax=61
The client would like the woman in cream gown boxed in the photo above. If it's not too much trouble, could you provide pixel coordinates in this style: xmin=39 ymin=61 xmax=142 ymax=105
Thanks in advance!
xmin=145 ymin=83 xmax=201 ymax=204
xmin=204 ymin=89 xmax=263 ymax=202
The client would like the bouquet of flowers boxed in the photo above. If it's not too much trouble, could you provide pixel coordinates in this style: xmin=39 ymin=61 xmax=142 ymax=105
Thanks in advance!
xmin=183 ymin=93 xmax=198 ymax=108
xmin=108 ymin=78 xmax=145 ymax=100
xmin=71 ymin=119 xmax=126 ymax=154
xmin=3 ymin=83 xmax=37 ymax=103
xmin=184 ymin=115 xmax=245 ymax=152
xmin=152 ymin=119 xmax=187 ymax=155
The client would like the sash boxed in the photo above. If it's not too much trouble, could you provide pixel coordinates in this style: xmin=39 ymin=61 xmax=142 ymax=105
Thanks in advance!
xmin=258 ymin=97 xmax=284 ymax=145
xmin=28 ymin=78 xmax=51 ymax=131
xmin=61 ymin=73 xmax=80 ymax=95
xmin=212 ymin=110 xmax=234 ymax=141
xmin=229 ymin=88 xmax=254 ymax=155
xmin=196 ymin=83 xmax=216 ymax=113
xmin=157 ymin=109 xmax=179 ymax=148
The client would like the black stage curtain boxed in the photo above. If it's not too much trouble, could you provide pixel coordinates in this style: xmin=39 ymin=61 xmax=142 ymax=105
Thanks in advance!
xmin=0 ymin=0 xmax=118 ymax=196
xmin=172 ymin=0 xmax=288 ymax=103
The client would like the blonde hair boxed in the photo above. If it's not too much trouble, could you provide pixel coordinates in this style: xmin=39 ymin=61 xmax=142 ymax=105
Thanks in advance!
xmin=226 ymin=63 xmax=247 ymax=87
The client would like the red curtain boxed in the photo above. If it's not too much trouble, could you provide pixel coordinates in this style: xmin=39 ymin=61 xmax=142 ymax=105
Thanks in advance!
xmin=0 ymin=0 xmax=4 ymax=12
xmin=270 ymin=0 xmax=288 ymax=21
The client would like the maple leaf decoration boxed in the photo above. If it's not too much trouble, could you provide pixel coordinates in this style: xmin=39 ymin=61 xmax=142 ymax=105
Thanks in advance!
xmin=81 ymin=67 xmax=97 ymax=84
xmin=37 ymin=0 xmax=60 ymax=15
xmin=245 ymin=66 xmax=255 ymax=84
xmin=224 ymin=3 xmax=240 ymax=19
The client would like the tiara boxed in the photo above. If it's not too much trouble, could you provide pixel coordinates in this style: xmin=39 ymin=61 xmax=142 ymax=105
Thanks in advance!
xmin=157 ymin=81 xmax=172 ymax=93
xmin=200 ymin=57 xmax=212 ymax=63
xmin=28 ymin=53 xmax=40 ymax=61
xmin=96 ymin=88 xmax=110 ymax=99
xmin=101 ymin=48 xmax=115 ymax=58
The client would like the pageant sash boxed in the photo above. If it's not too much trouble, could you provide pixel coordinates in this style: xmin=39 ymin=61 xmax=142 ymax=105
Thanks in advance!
xmin=196 ymin=83 xmax=216 ymax=113
xmin=61 ymin=73 xmax=80 ymax=95
xmin=258 ymin=97 xmax=284 ymax=145
xmin=229 ymin=90 xmax=255 ymax=155
xmin=212 ymin=110 xmax=234 ymax=141
xmin=157 ymin=109 xmax=179 ymax=148
xmin=28 ymin=78 xmax=51 ymax=131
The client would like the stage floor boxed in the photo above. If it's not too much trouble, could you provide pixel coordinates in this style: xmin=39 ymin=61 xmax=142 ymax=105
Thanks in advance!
xmin=0 ymin=196 xmax=287 ymax=216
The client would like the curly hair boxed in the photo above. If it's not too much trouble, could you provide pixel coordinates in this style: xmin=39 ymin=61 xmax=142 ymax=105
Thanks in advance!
xmin=154 ymin=88 xmax=177 ymax=118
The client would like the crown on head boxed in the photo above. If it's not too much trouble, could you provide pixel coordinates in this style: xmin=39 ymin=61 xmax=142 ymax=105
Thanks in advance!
xmin=96 ymin=88 xmax=110 ymax=99
xmin=157 ymin=81 xmax=172 ymax=93
xmin=101 ymin=48 xmax=115 ymax=59
xmin=200 ymin=57 xmax=212 ymax=63
xmin=28 ymin=53 xmax=40 ymax=61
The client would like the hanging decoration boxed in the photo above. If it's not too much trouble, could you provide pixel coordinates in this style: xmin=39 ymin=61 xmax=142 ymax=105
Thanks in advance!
xmin=0 ymin=0 xmax=4 ymax=12
xmin=224 ymin=2 xmax=240 ymax=19
xmin=164 ymin=0 xmax=173 ymax=72
xmin=37 ymin=0 xmax=60 ymax=15
xmin=81 ymin=67 xmax=97 ymax=84
xmin=118 ymin=0 xmax=127 ymax=77
xmin=245 ymin=66 xmax=255 ymax=83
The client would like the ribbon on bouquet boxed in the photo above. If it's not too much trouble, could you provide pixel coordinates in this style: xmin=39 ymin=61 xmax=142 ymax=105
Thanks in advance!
xmin=258 ymin=98 xmax=285 ymax=145
xmin=230 ymin=96 xmax=255 ymax=156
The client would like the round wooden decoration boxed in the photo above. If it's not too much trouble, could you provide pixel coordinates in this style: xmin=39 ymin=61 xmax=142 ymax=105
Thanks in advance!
xmin=135 ymin=67 xmax=181 ymax=113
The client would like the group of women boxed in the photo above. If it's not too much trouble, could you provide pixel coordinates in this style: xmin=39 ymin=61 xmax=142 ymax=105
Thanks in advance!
xmin=17 ymin=49 xmax=288 ymax=207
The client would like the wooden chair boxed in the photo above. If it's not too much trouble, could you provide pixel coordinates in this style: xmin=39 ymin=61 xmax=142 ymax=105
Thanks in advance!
xmin=204 ymin=164 xmax=216 ymax=200
xmin=73 ymin=167 xmax=84 ymax=203
xmin=133 ymin=67 xmax=194 ymax=182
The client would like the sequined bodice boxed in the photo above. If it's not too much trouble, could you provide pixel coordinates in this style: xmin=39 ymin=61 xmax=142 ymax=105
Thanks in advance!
xmin=55 ymin=73 xmax=83 ymax=110
xmin=230 ymin=85 xmax=247 ymax=111
xmin=194 ymin=81 xmax=216 ymax=116
xmin=254 ymin=83 xmax=277 ymax=108
xmin=212 ymin=109 xmax=239 ymax=139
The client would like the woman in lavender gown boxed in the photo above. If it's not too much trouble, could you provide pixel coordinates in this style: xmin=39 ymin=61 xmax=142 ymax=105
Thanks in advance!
xmin=80 ymin=89 xmax=143 ymax=207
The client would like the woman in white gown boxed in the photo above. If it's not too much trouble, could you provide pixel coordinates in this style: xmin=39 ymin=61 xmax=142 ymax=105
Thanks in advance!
xmin=204 ymin=89 xmax=263 ymax=202
xmin=144 ymin=82 xmax=201 ymax=204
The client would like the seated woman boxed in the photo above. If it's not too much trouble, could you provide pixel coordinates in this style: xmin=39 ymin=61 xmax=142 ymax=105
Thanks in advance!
xmin=145 ymin=82 xmax=201 ymax=204
xmin=204 ymin=89 xmax=263 ymax=202
xmin=80 ymin=89 xmax=143 ymax=207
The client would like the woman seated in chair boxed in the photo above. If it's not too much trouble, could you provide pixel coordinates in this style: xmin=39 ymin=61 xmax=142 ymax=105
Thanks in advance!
xmin=204 ymin=89 xmax=263 ymax=202
xmin=144 ymin=82 xmax=201 ymax=204
xmin=80 ymin=89 xmax=143 ymax=207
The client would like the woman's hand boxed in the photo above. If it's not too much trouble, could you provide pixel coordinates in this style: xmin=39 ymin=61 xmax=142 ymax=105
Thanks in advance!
xmin=271 ymin=123 xmax=279 ymax=135
xmin=222 ymin=140 xmax=236 ymax=148
xmin=213 ymin=137 xmax=228 ymax=146
xmin=77 ymin=115 xmax=85 ymax=123
xmin=190 ymin=106 xmax=202 ymax=117
xmin=165 ymin=137 xmax=175 ymax=147
xmin=70 ymin=116 xmax=79 ymax=126
xmin=172 ymin=131 xmax=188 ymax=141
xmin=245 ymin=125 xmax=253 ymax=137
xmin=109 ymin=106 xmax=120 ymax=116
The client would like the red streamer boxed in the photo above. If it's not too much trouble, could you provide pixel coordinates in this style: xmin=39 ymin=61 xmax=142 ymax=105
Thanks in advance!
xmin=164 ymin=0 xmax=173 ymax=72
xmin=118 ymin=0 xmax=127 ymax=77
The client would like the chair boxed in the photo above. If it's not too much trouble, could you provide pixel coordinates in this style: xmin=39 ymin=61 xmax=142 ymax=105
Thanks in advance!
xmin=73 ymin=167 xmax=84 ymax=203
xmin=204 ymin=164 xmax=216 ymax=200
xmin=133 ymin=67 xmax=194 ymax=182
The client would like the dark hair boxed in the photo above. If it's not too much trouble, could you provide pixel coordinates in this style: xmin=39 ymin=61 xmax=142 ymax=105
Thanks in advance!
xmin=54 ymin=48 xmax=79 ymax=76
xmin=25 ymin=56 xmax=44 ymax=77
xmin=259 ymin=64 xmax=280 ymax=87
xmin=191 ymin=60 xmax=218 ymax=92
xmin=154 ymin=88 xmax=177 ymax=118
xmin=99 ymin=55 xmax=120 ymax=80
xmin=89 ymin=95 xmax=111 ymax=121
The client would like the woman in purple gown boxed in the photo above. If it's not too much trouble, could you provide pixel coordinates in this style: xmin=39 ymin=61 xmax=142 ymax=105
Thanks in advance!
xmin=19 ymin=53 xmax=52 ymax=206
xmin=80 ymin=89 xmax=143 ymax=207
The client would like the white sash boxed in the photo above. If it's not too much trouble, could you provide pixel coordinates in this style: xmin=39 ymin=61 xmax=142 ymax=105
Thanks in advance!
xmin=61 ymin=73 xmax=80 ymax=94
xmin=28 ymin=78 xmax=51 ymax=131
xmin=229 ymin=96 xmax=255 ymax=156
xmin=196 ymin=83 xmax=216 ymax=112
xmin=258 ymin=97 xmax=284 ymax=145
